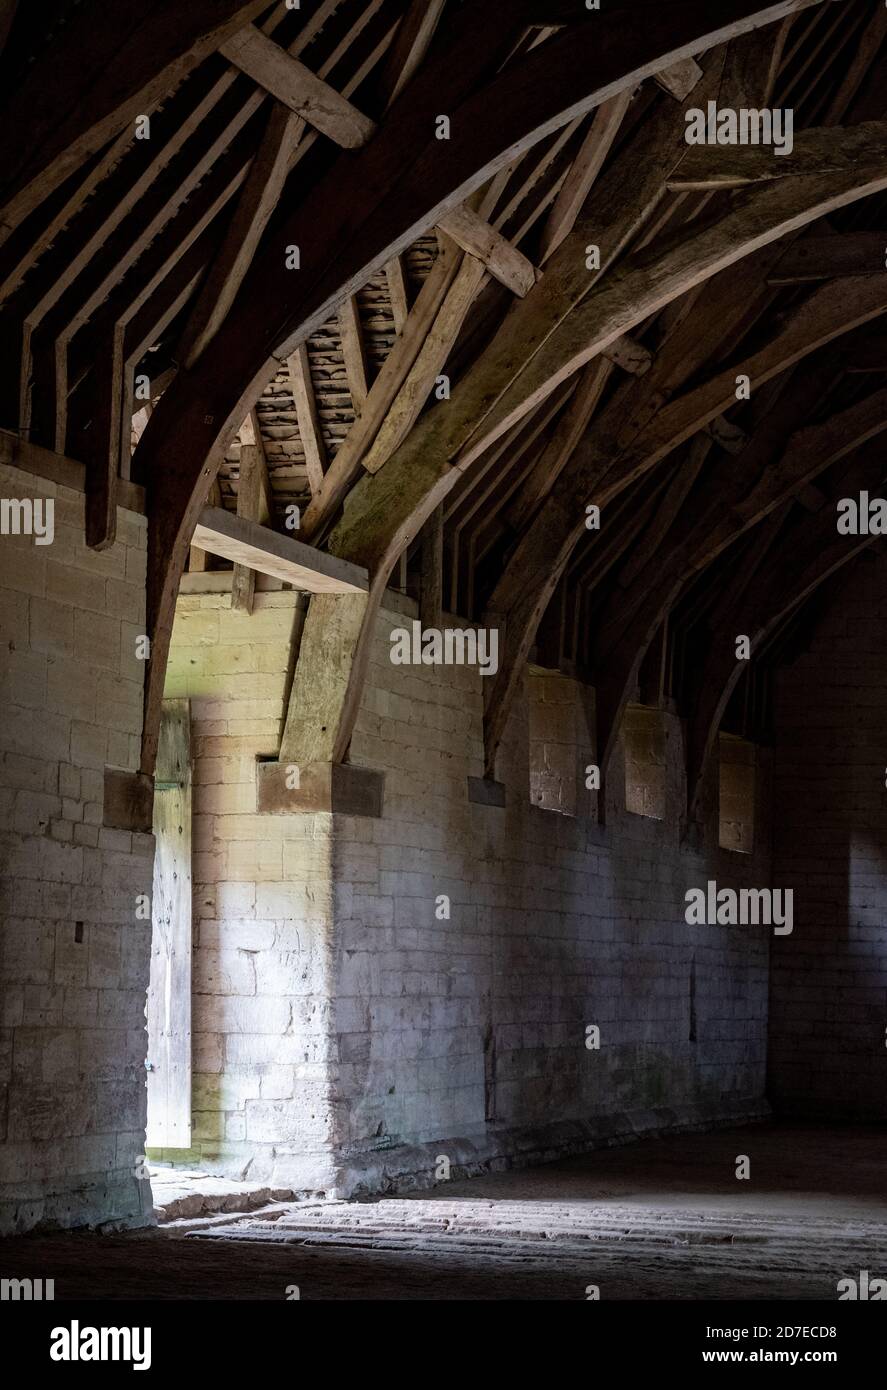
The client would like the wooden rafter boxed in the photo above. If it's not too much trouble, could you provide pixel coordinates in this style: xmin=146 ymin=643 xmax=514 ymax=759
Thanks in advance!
xmin=325 ymin=51 xmax=731 ymax=567
xmin=231 ymin=410 xmax=272 ymax=614
xmin=337 ymin=295 xmax=370 ymax=416
xmin=468 ymin=126 xmax=887 ymax=479
xmin=376 ymin=0 xmax=447 ymax=108
xmin=286 ymin=343 xmax=327 ymax=497
xmin=9 ymin=0 xmax=392 ymax=452
xmin=481 ymin=270 xmax=887 ymax=778
xmin=228 ymin=5 xmax=878 ymax=778
xmin=0 ymin=0 xmax=269 ymax=235
xmin=538 ymin=90 xmax=634 ymax=262
xmin=361 ymin=253 xmax=487 ymax=476
xmin=384 ymin=256 xmax=410 ymax=333
xmin=178 ymin=109 xmax=305 ymax=369
xmin=300 ymin=235 xmax=467 ymax=534
xmin=505 ymin=360 xmax=613 ymax=534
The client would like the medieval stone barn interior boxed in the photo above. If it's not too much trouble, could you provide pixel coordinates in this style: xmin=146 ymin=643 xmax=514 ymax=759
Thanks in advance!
xmin=2 ymin=0 xmax=887 ymax=1307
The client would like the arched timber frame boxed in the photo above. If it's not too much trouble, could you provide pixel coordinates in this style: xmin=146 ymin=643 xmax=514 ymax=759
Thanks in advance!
xmin=681 ymin=444 xmax=887 ymax=828
xmin=131 ymin=0 xmax=828 ymax=776
xmin=325 ymin=122 xmax=887 ymax=780
xmin=6 ymin=0 xmax=887 ymax=811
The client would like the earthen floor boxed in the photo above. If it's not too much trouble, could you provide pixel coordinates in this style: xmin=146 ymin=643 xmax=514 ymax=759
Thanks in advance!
xmin=3 ymin=1123 xmax=886 ymax=1300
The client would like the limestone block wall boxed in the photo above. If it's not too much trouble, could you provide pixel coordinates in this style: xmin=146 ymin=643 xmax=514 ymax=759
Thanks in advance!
xmin=163 ymin=585 xmax=777 ymax=1196
xmin=0 ymin=462 xmax=153 ymax=1234
xmin=162 ymin=583 xmax=339 ymax=1189
xmin=14 ymin=469 xmax=872 ymax=1222
xmin=327 ymin=601 xmax=775 ymax=1190
xmin=771 ymin=553 xmax=887 ymax=1119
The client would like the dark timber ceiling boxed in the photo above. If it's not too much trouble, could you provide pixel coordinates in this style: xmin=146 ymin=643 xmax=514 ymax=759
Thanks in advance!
xmin=1 ymin=0 xmax=885 ymax=802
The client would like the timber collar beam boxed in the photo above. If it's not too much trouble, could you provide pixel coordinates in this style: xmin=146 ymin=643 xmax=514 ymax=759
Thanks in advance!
xmin=193 ymin=506 xmax=368 ymax=594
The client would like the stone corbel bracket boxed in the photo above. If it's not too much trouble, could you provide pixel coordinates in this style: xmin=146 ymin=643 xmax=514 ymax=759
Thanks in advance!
xmin=256 ymin=759 xmax=384 ymax=817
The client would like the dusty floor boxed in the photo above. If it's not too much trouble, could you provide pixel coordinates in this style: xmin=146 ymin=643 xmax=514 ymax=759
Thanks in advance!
xmin=3 ymin=1123 xmax=886 ymax=1300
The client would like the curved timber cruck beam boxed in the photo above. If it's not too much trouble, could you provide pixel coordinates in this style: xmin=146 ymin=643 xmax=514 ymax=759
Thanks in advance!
xmin=479 ymin=183 xmax=887 ymax=780
xmin=134 ymin=0 xmax=823 ymax=776
xmin=315 ymin=121 xmax=887 ymax=782
xmin=682 ymin=449 xmax=887 ymax=827
xmin=591 ymin=382 xmax=887 ymax=796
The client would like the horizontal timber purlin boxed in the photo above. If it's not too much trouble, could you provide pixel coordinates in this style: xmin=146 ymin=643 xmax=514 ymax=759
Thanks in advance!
xmin=668 ymin=118 xmax=887 ymax=189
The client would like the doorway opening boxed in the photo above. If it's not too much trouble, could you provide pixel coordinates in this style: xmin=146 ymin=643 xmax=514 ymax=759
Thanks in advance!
xmin=145 ymin=698 xmax=193 ymax=1162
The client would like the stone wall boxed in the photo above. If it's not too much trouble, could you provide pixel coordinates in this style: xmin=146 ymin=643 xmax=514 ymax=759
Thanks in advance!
xmin=162 ymin=586 xmax=776 ymax=1196
xmin=0 ymin=462 xmax=153 ymax=1233
xmin=771 ymin=552 xmax=887 ymax=1120
xmin=6 ymin=465 xmax=882 ymax=1226
xmin=326 ymin=601 xmax=775 ymax=1192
